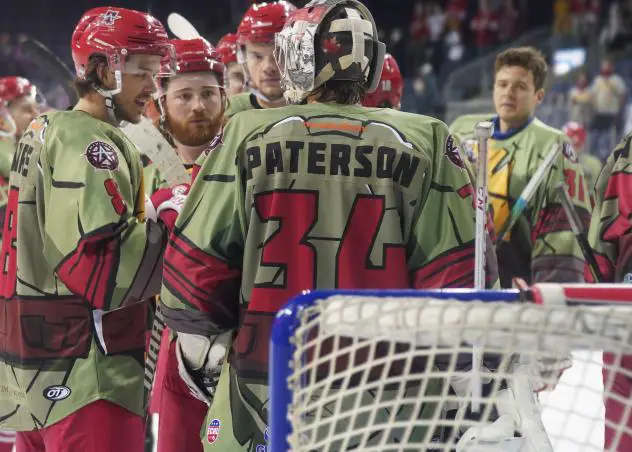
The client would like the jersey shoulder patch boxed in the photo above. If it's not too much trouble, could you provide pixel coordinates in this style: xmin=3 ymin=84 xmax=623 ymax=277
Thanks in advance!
xmin=445 ymin=134 xmax=465 ymax=169
xmin=84 ymin=141 xmax=119 ymax=171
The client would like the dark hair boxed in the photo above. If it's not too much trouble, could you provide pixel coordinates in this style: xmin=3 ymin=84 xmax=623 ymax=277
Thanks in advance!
xmin=310 ymin=79 xmax=368 ymax=105
xmin=494 ymin=46 xmax=548 ymax=91
xmin=73 ymin=54 xmax=108 ymax=97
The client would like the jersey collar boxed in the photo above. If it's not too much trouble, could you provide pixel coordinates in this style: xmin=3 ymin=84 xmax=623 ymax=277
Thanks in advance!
xmin=491 ymin=115 xmax=534 ymax=140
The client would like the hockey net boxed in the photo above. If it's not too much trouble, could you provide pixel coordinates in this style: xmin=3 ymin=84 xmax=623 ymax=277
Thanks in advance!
xmin=269 ymin=284 xmax=632 ymax=452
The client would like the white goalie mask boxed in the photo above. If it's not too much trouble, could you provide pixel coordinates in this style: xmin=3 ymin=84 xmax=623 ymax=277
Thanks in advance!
xmin=274 ymin=0 xmax=385 ymax=103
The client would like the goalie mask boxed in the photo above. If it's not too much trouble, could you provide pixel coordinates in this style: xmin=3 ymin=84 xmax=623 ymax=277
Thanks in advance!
xmin=274 ymin=0 xmax=385 ymax=103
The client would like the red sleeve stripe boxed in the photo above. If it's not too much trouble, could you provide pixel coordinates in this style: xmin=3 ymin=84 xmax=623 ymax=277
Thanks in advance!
xmin=56 ymin=223 xmax=121 ymax=310
xmin=412 ymin=243 xmax=475 ymax=289
xmin=163 ymin=233 xmax=241 ymax=324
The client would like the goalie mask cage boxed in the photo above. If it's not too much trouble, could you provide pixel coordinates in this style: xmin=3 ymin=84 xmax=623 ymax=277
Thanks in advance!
xmin=269 ymin=285 xmax=632 ymax=452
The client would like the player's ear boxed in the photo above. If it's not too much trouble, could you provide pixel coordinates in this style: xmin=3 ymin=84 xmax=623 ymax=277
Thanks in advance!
xmin=535 ymin=89 xmax=545 ymax=105
xmin=97 ymin=62 xmax=116 ymax=90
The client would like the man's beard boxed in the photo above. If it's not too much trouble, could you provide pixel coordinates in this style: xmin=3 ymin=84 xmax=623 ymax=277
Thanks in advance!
xmin=165 ymin=110 xmax=222 ymax=147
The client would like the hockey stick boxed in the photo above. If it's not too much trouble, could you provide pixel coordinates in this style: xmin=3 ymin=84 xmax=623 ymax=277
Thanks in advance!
xmin=474 ymin=121 xmax=493 ymax=290
xmin=167 ymin=13 xmax=201 ymax=39
xmin=120 ymin=117 xmax=190 ymax=186
xmin=495 ymin=143 xmax=563 ymax=244
xmin=20 ymin=38 xmax=79 ymax=106
xmin=555 ymin=183 xmax=604 ymax=282
xmin=470 ymin=121 xmax=493 ymax=413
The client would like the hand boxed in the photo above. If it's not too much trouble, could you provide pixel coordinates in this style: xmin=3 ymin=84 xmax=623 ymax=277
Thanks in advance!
xmin=145 ymin=184 xmax=190 ymax=230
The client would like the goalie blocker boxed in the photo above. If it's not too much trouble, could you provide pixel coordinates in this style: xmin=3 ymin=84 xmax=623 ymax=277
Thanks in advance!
xmin=270 ymin=283 xmax=632 ymax=452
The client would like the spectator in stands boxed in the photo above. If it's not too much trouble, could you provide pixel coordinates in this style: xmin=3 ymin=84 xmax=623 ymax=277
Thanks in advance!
xmin=446 ymin=0 xmax=468 ymax=31
xmin=471 ymin=0 xmax=500 ymax=56
xmin=553 ymin=0 xmax=572 ymax=37
xmin=590 ymin=58 xmax=627 ymax=161
xmin=403 ymin=63 xmax=444 ymax=119
xmin=440 ymin=20 xmax=465 ymax=87
xmin=498 ymin=0 xmax=520 ymax=42
xmin=426 ymin=2 xmax=447 ymax=69
xmin=568 ymin=70 xmax=593 ymax=127
xmin=0 ymin=33 xmax=15 ymax=77
xmin=408 ymin=1 xmax=429 ymax=78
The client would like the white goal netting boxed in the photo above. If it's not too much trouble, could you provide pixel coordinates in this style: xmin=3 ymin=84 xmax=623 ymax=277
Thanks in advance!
xmin=270 ymin=287 xmax=632 ymax=452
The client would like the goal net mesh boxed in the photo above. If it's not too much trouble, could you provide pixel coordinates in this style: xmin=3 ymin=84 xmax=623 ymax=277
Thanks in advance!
xmin=276 ymin=294 xmax=632 ymax=452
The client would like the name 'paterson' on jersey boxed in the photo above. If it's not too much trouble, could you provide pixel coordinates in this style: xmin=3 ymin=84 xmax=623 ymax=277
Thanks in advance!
xmin=245 ymin=140 xmax=422 ymax=188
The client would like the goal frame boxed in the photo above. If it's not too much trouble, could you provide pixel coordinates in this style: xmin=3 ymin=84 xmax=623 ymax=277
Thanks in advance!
xmin=268 ymin=288 xmax=524 ymax=451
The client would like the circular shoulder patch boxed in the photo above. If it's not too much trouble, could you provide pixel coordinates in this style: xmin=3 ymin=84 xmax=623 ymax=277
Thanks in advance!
xmin=445 ymin=134 xmax=465 ymax=169
xmin=562 ymin=141 xmax=578 ymax=163
xmin=84 ymin=141 xmax=119 ymax=171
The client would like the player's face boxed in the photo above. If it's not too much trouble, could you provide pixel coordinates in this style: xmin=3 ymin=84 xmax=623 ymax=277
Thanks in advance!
xmin=164 ymin=72 xmax=225 ymax=147
xmin=114 ymin=54 xmax=162 ymax=124
xmin=8 ymin=95 xmax=40 ymax=137
xmin=244 ymin=41 xmax=283 ymax=101
xmin=493 ymin=65 xmax=544 ymax=128
xmin=226 ymin=62 xmax=246 ymax=97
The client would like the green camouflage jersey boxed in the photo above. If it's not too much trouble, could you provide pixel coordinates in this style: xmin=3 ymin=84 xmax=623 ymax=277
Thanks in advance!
xmin=580 ymin=153 xmax=602 ymax=193
xmin=225 ymin=92 xmax=262 ymax=118
xmin=587 ymin=134 xmax=632 ymax=283
xmin=161 ymin=103 xmax=484 ymax=451
xmin=0 ymin=110 xmax=167 ymax=431
xmin=450 ymin=114 xmax=591 ymax=287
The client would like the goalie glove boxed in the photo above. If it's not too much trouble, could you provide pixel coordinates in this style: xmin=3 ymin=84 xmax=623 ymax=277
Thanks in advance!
xmin=175 ymin=331 xmax=232 ymax=405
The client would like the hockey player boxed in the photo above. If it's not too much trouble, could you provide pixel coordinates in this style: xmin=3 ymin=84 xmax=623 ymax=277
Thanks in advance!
xmin=450 ymin=47 xmax=591 ymax=288
xmin=0 ymin=76 xmax=42 ymax=251
xmin=562 ymin=121 xmax=602 ymax=197
xmin=0 ymin=76 xmax=44 ymax=452
xmin=160 ymin=0 xmax=482 ymax=450
xmin=227 ymin=1 xmax=296 ymax=116
xmin=216 ymin=33 xmax=246 ymax=97
xmin=147 ymin=37 xmax=227 ymax=452
xmin=586 ymin=135 xmax=632 ymax=449
xmin=361 ymin=53 xmax=403 ymax=109
xmin=0 ymin=7 xmax=184 ymax=451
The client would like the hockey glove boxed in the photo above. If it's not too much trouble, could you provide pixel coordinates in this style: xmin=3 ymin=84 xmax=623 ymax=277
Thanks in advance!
xmin=144 ymin=184 xmax=190 ymax=230
xmin=175 ymin=331 xmax=232 ymax=405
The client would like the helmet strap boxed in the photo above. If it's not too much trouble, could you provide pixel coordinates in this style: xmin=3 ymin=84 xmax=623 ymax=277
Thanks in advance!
xmin=94 ymin=70 xmax=123 ymax=125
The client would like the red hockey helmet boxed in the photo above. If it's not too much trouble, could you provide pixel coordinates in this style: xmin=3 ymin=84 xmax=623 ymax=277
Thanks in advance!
xmin=237 ymin=1 xmax=297 ymax=45
xmin=362 ymin=53 xmax=403 ymax=108
xmin=170 ymin=38 xmax=224 ymax=83
xmin=563 ymin=121 xmax=587 ymax=150
xmin=0 ymin=76 xmax=37 ymax=107
xmin=216 ymin=33 xmax=239 ymax=65
xmin=71 ymin=7 xmax=175 ymax=80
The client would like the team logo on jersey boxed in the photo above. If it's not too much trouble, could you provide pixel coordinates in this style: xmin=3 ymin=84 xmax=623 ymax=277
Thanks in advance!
xmin=205 ymin=131 xmax=223 ymax=156
xmin=43 ymin=385 xmax=71 ymax=401
xmin=84 ymin=141 xmax=119 ymax=171
xmin=207 ymin=419 xmax=221 ymax=444
xmin=562 ymin=141 xmax=578 ymax=163
xmin=444 ymin=134 xmax=465 ymax=169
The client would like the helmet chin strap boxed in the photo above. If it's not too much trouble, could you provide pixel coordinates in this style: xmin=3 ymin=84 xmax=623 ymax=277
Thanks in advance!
xmin=249 ymin=86 xmax=283 ymax=104
xmin=94 ymin=70 xmax=123 ymax=125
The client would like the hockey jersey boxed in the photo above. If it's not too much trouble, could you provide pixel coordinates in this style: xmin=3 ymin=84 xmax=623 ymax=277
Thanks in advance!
xmin=450 ymin=114 xmax=591 ymax=287
xmin=225 ymin=92 xmax=262 ymax=118
xmin=161 ymin=103 xmax=481 ymax=450
xmin=0 ymin=111 xmax=167 ymax=430
xmin=587 ymin=134 xmax=632 ymax=283
xmin=0 ymin=138 xmax=14 ymax=239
